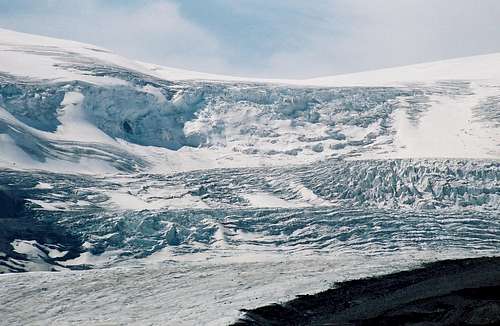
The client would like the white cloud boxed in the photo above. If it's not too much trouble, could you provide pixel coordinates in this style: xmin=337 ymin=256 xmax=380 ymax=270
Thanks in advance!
xmin=0 ymin=0 xmax=228 ymax=73
xmin=267 ymin=0 xmax=500 ymax=77
xmin=1 ymin=0 xmax=499 ymax=78
xmin=86 ymin=1 xmax=226 ymax=72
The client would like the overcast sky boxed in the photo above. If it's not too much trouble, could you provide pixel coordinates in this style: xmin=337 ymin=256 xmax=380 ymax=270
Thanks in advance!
xmin=0 ymin=0 xmax=499 ymax=78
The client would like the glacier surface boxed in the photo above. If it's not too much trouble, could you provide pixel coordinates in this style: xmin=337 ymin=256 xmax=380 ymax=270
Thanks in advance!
xmin=0 ymin=28 xmax=499 ymax=325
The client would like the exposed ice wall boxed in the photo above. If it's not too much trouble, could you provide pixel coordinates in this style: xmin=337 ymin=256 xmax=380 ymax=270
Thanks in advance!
xmin=0 ymin=75 xmax=66 ymax=132
xmin=1 ymin=74 xmax=483 ymax=160
xmin=1 ymin=155 xmax=498 ymax=272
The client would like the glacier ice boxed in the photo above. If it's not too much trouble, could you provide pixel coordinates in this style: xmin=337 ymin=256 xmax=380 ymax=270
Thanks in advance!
xmin=0 ymin=28 xmax=499 ymax=326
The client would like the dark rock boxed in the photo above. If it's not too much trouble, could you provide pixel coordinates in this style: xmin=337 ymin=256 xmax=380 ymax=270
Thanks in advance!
xmin=0 ymin=186 xmax=25 ymax=219
xmin=234 ymin=256 xmax=500 ymax=326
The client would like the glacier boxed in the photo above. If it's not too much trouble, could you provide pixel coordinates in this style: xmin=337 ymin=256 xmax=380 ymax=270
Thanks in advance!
xmin=0 ymin=28 xmax=499 ymax=325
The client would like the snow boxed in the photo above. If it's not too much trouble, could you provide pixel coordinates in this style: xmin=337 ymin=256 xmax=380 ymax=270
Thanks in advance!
xmin=105 ymin=191 xmax=201 ymax=211
xmin=1 ymin=27 xmax=500 ymax=87
xmin=0 ymin=28 xmax=146 ymax=85
xmin=34 ymin=182 xmax=53 ymax=189
xmin=139 ymin=84 xmax=167 ymax=104
xmin=2 ymin=161 xmax=500 ymax=323
xmin=390 ymin=91 xmax=500 ymax=159
xmin=243 ymin=192 xmax=297 ymax=208
xmin=0 ymin=27 xmax=499 ymax=326
xmin=9 ymin=240 xmax=65 ymax=272
xmin=0 ymin=133 xmax=37 ymax=167
xmin=0 ymin=104 xmax=119 ymax=174
xmin=63 ymin=250 xmax=125 ymax=267
xmin=141 ymin=53 xmax=500 ymax=87
xmin=55 ymin=91 xmax=115 ymax=144
xmin=26 ymin=199 xmax=70 ymax=211
xmin=0 ymin=27 xmax=498 ymax=175
xmin=0 ymin=249 xmax=493 ymax=325
xmin=304 ymin=53 xmax=500 ymax=87
xmin=0 ymin=143 xmax=118 ymax=175
xmin=289 ymin=181 xmax=333 ymax=206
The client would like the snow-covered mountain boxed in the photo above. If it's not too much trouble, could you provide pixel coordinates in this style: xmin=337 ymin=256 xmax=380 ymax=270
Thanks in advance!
xmin=0 ymin=28 xmax=499 ymax=325
xmin=1 ymin=27 xmax=499 ymax=175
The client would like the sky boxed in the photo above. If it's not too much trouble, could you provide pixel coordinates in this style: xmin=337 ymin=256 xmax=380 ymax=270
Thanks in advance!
xmin=0 ymin=0 xmax=499 ymax=78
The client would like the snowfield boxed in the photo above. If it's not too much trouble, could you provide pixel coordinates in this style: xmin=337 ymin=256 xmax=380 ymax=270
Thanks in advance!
xmin=0 ymin=28 xmax=499 ymax=325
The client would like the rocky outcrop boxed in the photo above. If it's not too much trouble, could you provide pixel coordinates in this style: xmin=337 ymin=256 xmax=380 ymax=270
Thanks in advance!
xmin=234 ymin=256 xmax=500 ymax=326
xmin=0 ymin=186 xmax=25 ymax=219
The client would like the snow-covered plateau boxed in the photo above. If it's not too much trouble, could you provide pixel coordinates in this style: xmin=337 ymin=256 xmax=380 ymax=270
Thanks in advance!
xmin=0 ymin=28 xmax=499 ymax=325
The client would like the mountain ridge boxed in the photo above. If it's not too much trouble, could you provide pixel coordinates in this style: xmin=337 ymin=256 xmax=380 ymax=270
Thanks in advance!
xmin=1 ymin=27 xmax=500 ymax=86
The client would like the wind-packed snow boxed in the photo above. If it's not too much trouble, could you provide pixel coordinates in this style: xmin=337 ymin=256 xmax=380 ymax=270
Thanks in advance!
xmin=388 ymin=84 xmax=500 ymax=159
xmin=55 ymin=91 xmax=115 ymax=144
xmin=0 ymin=28 xmax=499 ymax=325
xmin=1 ymin=250 xmax=492 ymax=326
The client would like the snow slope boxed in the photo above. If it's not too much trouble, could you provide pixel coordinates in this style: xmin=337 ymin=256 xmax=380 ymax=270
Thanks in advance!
xmin=0 ymin=28 xmax=499 ymax=325
xmin=2 ymin=28 xmax=500 ymax=86
xmin=0 ymin=27 xmax=499 ymax=175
